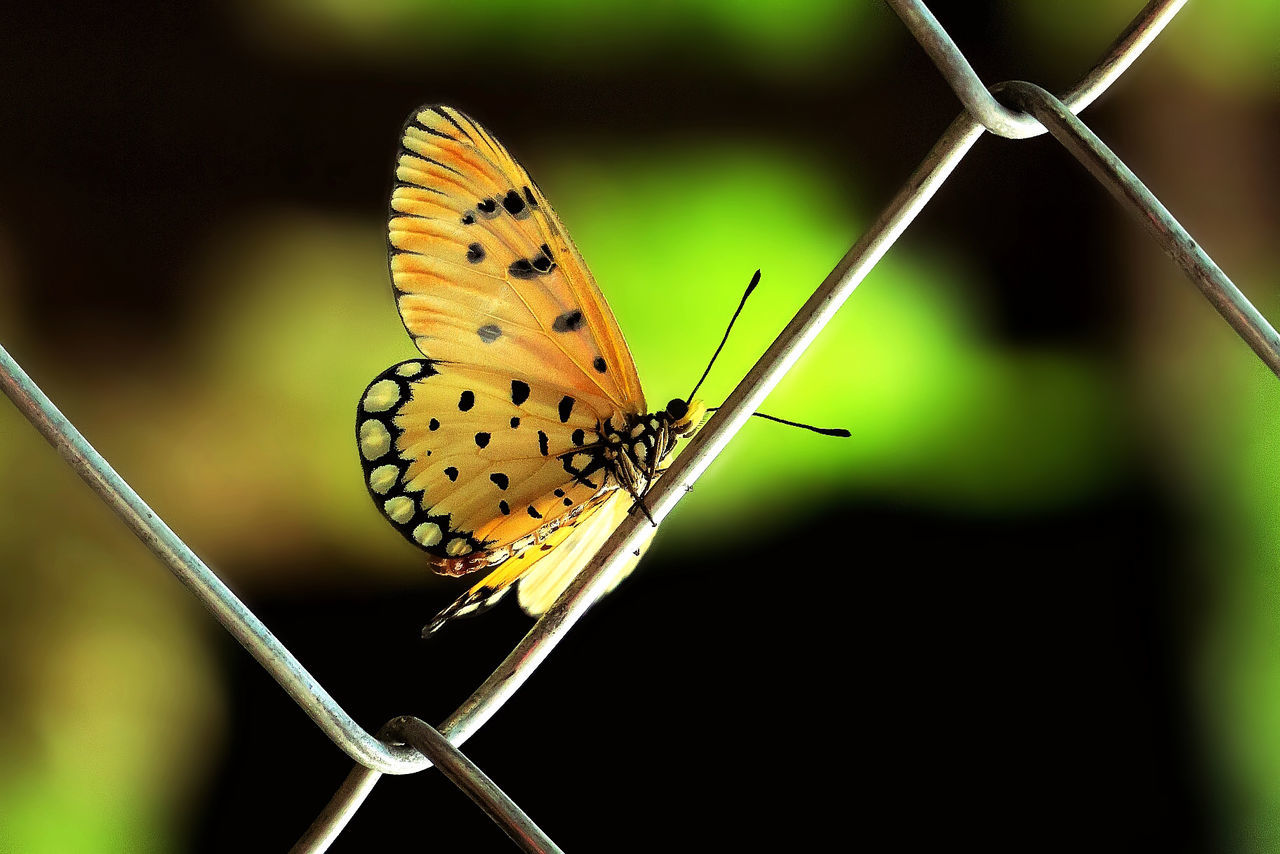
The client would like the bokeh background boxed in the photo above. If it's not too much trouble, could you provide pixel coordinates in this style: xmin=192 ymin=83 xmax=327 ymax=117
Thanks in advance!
xmin=1 ymin=1 xmax=1277 ymax=851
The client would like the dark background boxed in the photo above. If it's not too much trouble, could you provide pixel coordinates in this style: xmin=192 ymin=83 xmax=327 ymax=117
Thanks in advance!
xmin=1 ymin=2 xmax=1277 ymax=851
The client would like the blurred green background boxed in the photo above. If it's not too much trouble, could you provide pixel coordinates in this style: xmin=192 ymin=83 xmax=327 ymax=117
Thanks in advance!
xmin=0 ymin=1 xmax=1277 ymax=851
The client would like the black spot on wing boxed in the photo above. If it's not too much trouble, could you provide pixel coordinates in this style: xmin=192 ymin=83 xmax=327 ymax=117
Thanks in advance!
xmin=558 ymin=396 xmax=575 ymax=423
xmin=554 ymin=488 xmax=565 ymax=497
xmin=502 ymin=189 xmax=527 ymax=217
xmin=553 ymin=310 xmax=584 ymax=333
xmin=524 ymin=186 xmax=538 ymax=208
xmin=508 ymin=259 xmax=535 ymax=279
xmin=490 ymin=473 xmax=509 ymax=490
xmin=477 ymin=324 xmax=501 ymax=343
xmin=527 ymin=506 xmax=543 ymax=519
xmin=593 ymin=357 xmax=607 ymax=373
xmin=538 ymin=431 xmax=549 ymax=456
xmin=458 ymin=390 xmax=475 ymax=411
xmin=444 ymin=466 xmax=459 ymax=482
xmin=499 ymin=500 xmax=510 ymax=515
xmin=510 ymin=416 xmax=521 ymax=428
xmin=460 ymin=213 xmax=476 ymax=225
xmin=477 ymin=198 xmax=498 ymax=217
xmin=571 ymin=429 xmax=585 ymax=445
xmin=466 ymin=242 xmax=485 ymax=263
xmin=560 ymin=451 xmax=606 ymax=490
xmin=428 ymin=418 xmax=440 ymax=431
xmin=474 ymin=432 xmax=491 ymax=448
xmin=511 ymin=380 xmax=530 ymax=405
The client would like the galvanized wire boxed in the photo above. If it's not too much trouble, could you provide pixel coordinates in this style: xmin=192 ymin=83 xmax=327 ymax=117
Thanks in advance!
xmin=886 ymin=0 xmax=1280 ymax=377
xmin=996 ymin=81 xmax=1280 ymax=376
xmin=374 ymin=717 xmax=563 ymax=854
xmin=885 ymin=0 xmax=1188 ymax=139
xmin=0 ymin=343 xmax=422 ymax=775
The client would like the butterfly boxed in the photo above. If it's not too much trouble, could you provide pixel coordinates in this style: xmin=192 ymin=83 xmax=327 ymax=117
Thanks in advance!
xmin=356 ymin=105 xmax=706 ymax=635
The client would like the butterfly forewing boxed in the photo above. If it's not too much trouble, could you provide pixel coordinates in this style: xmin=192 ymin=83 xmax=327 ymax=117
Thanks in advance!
xmin=390 ymin=105 xmax=645 ymax=416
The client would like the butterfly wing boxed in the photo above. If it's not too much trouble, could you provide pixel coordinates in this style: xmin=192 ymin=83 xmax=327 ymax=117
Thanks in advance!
xmin=515 ymin=489 xmax=653 ymax=615
xmin=361 ymin=104 xmax=655 ymax=574
xmin=423 ymin=489 xmax=655 ymax=635
xmin=362 ymin=104 xmax=664 ymax=630
xmin=389 ymin=105 xmax=645 ymax=418
xmin=358 ymin=358 xmax=616 ymax=569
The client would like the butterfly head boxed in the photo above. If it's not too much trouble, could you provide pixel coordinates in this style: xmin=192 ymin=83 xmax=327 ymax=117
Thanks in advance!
xmin=664 ymin=398 xmax=706 ymax=437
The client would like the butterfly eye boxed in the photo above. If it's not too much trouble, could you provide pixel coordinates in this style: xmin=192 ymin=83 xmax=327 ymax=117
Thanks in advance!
xmin=664 ymin=398 xmax=689 ymax=422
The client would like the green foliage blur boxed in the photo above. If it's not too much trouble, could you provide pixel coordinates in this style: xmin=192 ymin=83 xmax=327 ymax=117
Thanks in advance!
xmin=0 ymin=1 xmax=1277 ymax=851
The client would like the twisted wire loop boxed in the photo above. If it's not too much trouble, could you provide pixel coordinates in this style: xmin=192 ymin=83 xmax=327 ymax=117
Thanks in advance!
xmin=325 ymin=717 xmax=563 ymax=854
xmin=890 ymin=0 xmax=1280 ymax=376
xmin=293 ymin=2 xmax=1197 ymax=851
xmin=994 ymin=81 xmax=1280 ymax=377
xmin=884 ymin=0 xmax=1188 ymax=139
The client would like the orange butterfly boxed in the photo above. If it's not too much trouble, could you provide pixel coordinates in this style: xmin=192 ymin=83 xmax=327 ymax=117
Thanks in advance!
xmin=356 ymin=105 xmax=705 ymax=635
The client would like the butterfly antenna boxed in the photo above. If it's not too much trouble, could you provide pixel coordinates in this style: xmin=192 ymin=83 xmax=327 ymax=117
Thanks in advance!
xmin=707 ymin=407 xmax=851 ymax=437
xmin=686 ymin=269 xmax=761 ymax=405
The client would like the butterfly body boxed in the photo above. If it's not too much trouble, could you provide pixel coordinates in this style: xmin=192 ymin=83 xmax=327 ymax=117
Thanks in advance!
xmin=357 ymin=105 xmax=703 ymax=632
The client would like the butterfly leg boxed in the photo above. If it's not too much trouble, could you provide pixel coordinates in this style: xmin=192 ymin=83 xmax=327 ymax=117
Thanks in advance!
xmin=627 ymin=492 xmax=658 ymax=527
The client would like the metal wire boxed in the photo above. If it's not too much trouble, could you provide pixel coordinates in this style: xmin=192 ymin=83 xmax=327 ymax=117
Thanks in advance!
xmin=375 ymin=717 xmax=562 ymax=854
xmin=996 ymin=81 xmax=1280 ymax=377
xmin=6 ymin=0 xmax=1271 ymax=850
xmin=884 ymin=0 xmax=1188 ymax=139
xmin=0 ymin=343 xmax=422 ymax=775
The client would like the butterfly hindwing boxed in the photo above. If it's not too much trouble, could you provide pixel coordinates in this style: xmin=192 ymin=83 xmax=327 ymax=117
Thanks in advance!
xmin=423 ymin=489 xmax=652 ymax=634
xmin=358 ymin=358 xmax=614 ymax=567
xmin=515 ymin=489 xmax=653 ymax=615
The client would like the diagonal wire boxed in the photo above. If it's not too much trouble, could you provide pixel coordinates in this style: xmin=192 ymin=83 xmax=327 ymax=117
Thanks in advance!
xmin=290 ymin=1 xmax=1191 ymax=850
xmin=0 ymin=343 xmax=422 ymax=774
xmin=373 ymin=717 xmax=563 ymax=854
xmin=887 ymin=0 xmax=1279 ymax=376
xmin=995 ymin=81 xmax=1280 ymax=376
